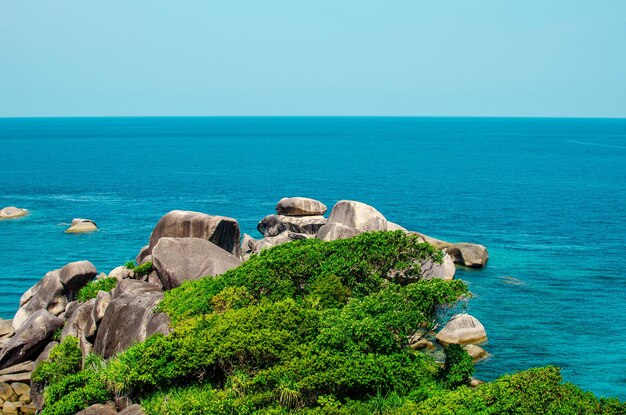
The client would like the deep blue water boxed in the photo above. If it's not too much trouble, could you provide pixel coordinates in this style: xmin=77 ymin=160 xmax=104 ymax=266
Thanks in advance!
xmin=1 ymin=117 xmax=625 ymax=398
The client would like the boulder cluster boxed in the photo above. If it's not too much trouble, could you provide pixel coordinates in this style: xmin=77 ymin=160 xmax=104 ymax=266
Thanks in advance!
xmin=0 ymin=197 xmax=490 ymax=415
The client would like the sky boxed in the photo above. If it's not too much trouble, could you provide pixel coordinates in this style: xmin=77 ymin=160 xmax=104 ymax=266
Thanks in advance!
xmin=1 ymin=1 xmax=625 ymax=117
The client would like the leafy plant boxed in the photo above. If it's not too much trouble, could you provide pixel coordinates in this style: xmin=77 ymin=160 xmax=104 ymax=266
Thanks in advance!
xmin=77 ymin=277 xmax=118 ymax=302
xmin=438 ymin=344 xmax=474 ymax=389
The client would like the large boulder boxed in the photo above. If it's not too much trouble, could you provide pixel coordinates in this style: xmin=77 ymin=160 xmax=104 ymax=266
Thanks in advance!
xmin=93 ymin=280 xmax=170 ymax=358
xmin=420 ymin=253 xmax=456 ymax=280
xmin=146 ymin=210 xmax=241 ymax=258
xmin=75 ymin=404 xmax=117 ymax=415
xmin=0 ymin=319 xmax=14 ymax=338
xmin=65 ymin=218 xmax=98 ymax=233
xmin=152 ymin=237 xmax=241 ymax=290
xmin=0 ymin=207 xmax=28 ymax=219
xmin=275 ymin=197 xmax=327 ymax=216
xmin=61 ymin=299 xmax=96 ymax=358
xmin=13 ymin=261 xmax=97 ymax=331
xmin=316 ymin=222 xmax=363 ymax=241
xmin=446 ymin=243 xmax=489 ymax=268
xmin=326 ymin=200 xmax=388 ymax=232
xmin=257 ymin=214 xmax=326 ymax=237
xmin=0 ymin=310 xmax=63 ymax=369
xmin=436 ymin=314 xmax=487 ymax=346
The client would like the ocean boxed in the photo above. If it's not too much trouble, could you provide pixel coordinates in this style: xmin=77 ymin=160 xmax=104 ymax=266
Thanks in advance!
xmin=0 ymin=116 xmax=625 ymax=398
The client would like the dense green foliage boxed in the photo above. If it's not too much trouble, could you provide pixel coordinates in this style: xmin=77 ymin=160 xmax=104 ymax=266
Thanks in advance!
xmin=125 ymin=260 xmax=154 ymax=276
xmin=439 ymin=344 xmax=474 ymax=389
xmin=33 ymin=337 xmax=112 ymax=415
xmin=34 ymin=232 xmax=625 ymax=414
xmin=76 ymin=277 xmax=118 ymax=302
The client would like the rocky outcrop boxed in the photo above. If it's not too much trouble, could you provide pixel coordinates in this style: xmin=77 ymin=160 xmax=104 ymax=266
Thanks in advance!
xmin=93 ymin=280 xmax=170 ymax=358
xmin=61 ymin=299 xmax=96 ymax=358
xmin=240 ymin=233 xmax=259 ymax=260
xmin=0 ymin=207 xmax=28 ymax=219
xmin=0 ymin=361 xmax=34 ymax=383
xmin=13 ymin=261 xmax=97 ymax=331
xmin=446 ymin=243 xmax=489 ymax=268
xmin=146 ymin=210 xmax=241 ymax=258
xmin=436 ymin=314 xmax=487 ymax=346
xmin=326 ymin=200 xmax=388 ymax=232
xmin=0 ymin=310 xmax=63 ymax=369
xmin=65 ymin=218 xmax=98 ymax=233
xmin=316 ymin=222 xmax=363 ymax=241
xmin=275 ymin=197 xmax=327 ymax=216
xmin=152 ymin=237 xmax=241 ymax=290
xmin=257 ymin=214 xmax=326 ymax=237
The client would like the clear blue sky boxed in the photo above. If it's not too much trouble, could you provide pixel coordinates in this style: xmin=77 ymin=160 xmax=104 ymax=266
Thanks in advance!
xmin=1 ymin=1 xmax=625 ymax=117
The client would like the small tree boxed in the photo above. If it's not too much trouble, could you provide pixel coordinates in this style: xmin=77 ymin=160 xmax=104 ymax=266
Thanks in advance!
xmin=439 ymin=344 xmax=474 ymax=389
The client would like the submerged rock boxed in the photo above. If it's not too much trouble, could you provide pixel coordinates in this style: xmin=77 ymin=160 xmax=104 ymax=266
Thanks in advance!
xmin=326 ymin=200 xmax=388 ymax=232
xmin=275 ymin=197 xmax=327 ymax=216
xmin=436 ymin=314 xmax=487 ymax=346
xmin=146 ymin=210 xmax=241 ymax=258
xmin=93 ymin=280 xmax=170 ymax=358
xmin=65 ymin=218 xmax=98 ymax=233
xmin=152 ymin=237 xmax=241 ymax=290
xmin=0 ymin=207 xmax=28 ymax=219
xmin=257 ymin=214 xmax=326 ymax=237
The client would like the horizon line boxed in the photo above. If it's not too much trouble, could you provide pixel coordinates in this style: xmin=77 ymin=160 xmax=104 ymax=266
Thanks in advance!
xmin=1 ymin=115 xmax=625 ymax=120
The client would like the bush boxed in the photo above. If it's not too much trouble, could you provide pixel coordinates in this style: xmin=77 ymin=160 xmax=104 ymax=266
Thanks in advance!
xmin=32 ymin=336 xmax=82 ymax=385
xmin=439 ymin=344 xmax=474 ymax=389
xmin=76 ymin=277 xmax=118 ymax=302
xmin=125 ymin=260 xmax=153 ymax=276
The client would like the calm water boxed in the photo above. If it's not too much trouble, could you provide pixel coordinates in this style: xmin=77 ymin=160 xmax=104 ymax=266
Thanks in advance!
xmin=1 ymin=117 xmax=625 ymax=398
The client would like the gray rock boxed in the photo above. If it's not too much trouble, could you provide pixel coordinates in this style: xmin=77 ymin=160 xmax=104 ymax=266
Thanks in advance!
xmin=93 ymin=280 xmax=171 ymax=358
xmin=59 ymin=261 xmax=97 ymax=293
xmin=240 ymin=233 xmax=259 ymax=260
xmin=13 ymin=272 xmax=66 ymax=331
xmin=14 ymin=261 xmax=96 ymax=331
xmin=61 ymin=299 xmax=96 ymax=346
xmin=108 ymin=266 xmax=134 ymax=282
xmin=0 ymin=361 xmax=33 ymax=376
xmin=257 ymin=214 xmax=326 ymax=237
xmin=447 ymin=243 xmax=489 ymax=268
xmin=275 ymin=197 xmax=327 ymax=216
xmin=64 ymin=301 xmax=81 ymax=320
xmin=420 ymin=253 xmax=456 ymax=280
xmin=146 ymin=210 xmax=241 ymax=258
xmin=153 ymin=237 xmax=241 ymax=290
xmin=436 ymin=314 xmax=487 ymax=346
xmin=316 ymin=222 xmax=363 ymax=241
xmin=0 ymin=207 xmax=28 ymax=219
xmin=0 ymin=320 xmax=14 ymax=338
xmin=326 ymin=200 xmax=388 ymax=232
xmin=135 ymin=245 xmax=150 ymax=266
xmin=387 ymin=222 xmax=408 ymax=232
xmin=256 ymin=232 xmax=312 ymax=252
xmin=65 ymin=218 xmax=98 ymax=233
xmin=0 ymin=371 xmax=31 ymax=383
xmin=0 ymin=310 xmax=63 ymax=369
xmin=118 ymin=404 xmax=146 ymax=415
xmin=75 ymin=403 xmax=117 ymax=415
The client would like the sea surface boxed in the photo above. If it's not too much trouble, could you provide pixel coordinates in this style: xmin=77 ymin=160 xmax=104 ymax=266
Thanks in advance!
xmin=1 ymin=117 xmax=625 ymax=398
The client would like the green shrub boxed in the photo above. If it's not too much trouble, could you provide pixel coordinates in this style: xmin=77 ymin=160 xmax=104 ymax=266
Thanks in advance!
xmin=125 ymin=260 xmax=153 ymax=276
xmin=77 ymin=277 xmax=118 ymax=302
xmin=439 ymin=344 xmax=474 ymax=389
xmin=41 ymin=370 xmax=110 ymax=415
xmin=32 ymin=336 xmax=82 ymax=385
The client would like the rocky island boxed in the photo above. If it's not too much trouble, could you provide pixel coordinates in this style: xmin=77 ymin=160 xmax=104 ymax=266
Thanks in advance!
xmin=0 ymin=198 xmax=621 ymax=415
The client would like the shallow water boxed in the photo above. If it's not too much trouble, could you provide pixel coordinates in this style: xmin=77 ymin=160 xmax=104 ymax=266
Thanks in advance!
xmin=1 ymin=117 xmax=625 ymax=398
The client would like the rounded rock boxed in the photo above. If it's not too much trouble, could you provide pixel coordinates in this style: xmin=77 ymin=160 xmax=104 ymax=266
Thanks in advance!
xmin=276 ymin=197 xmax=327 ymax=216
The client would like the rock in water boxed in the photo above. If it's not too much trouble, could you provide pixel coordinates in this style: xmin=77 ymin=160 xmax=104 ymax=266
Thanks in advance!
xmin=146 ymin=210 xmax=241 ymax=258
xmin=13 ymin=261 xmax=97 ymax=331
xmin=326 ymin=200 xmax=388 ymax=231
xmin=257 ymin=214 xmax=327 ymax=237
xmin=0 ymin=207 xmax=28 ymax=219
xmin=275 ymin=197 xmax=327 ymax=216
xmin=93 ymin=280 xmax=170 ymax=358
xmin=446 ymin=243 xmax=489 ymax=268
xmin=316 ymin=222 xmax=363 ymax=241
xmin=65 ymin=218 xmax=98 ymax=233
xmin=152 ymin=237 xmax=241 ymax=290
xmin=0 ymin=310 xmax=63 ymax=369
xmin=436 ymin=314 xmax=487 ymax=346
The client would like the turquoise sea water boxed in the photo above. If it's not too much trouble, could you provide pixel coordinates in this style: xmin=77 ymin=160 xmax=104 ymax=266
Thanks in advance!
xmin=1 ymin=117 xmax=625 ymax=398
